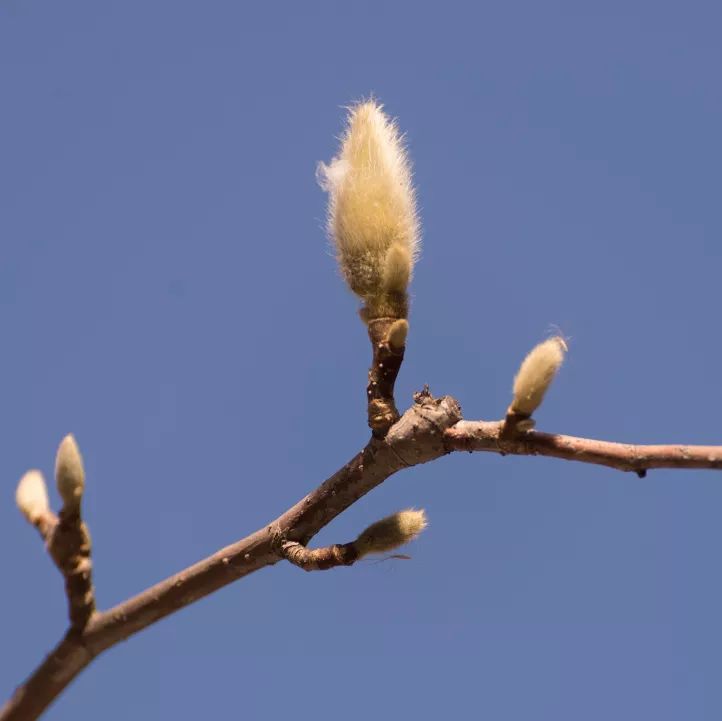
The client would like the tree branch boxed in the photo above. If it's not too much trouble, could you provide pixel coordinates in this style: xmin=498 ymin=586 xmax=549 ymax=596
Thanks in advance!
xmin=1 ymin=634 xmax=92 ymax=721
xmin=5 ymin=393 xmax=722 ymax=721
xmin=46 ymin=509 xmax=96 ymax=630
xmin=444 ymin=420 xmax=722 ymax=474
xmin=279 ymin=540 xmax=359 ymax=571
xmin=1 ymin=392 xmax=459 ymax=721
xmin=366 ymin=317 xmax=406 ymax=437
xmin=19 ymin=481 xmax=97 ymax=630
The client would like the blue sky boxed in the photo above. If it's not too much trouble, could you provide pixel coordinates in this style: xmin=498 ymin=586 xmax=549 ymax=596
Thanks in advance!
xmin=2 ymin=1 xmax=721 ymax=719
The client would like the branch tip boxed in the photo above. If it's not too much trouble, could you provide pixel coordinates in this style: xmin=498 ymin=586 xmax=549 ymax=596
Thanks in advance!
xmin=504 ymin=336 xmax=567 ymax=436
xmin=318 ymin=99 xmax=419 ymax=316
xmin=16 ymin=470 xmax=51 ymax=526
xmin=55 ymin=434 xmax=85 ymax=511
xmin=354 ymin=508 xmax=428 ymax=558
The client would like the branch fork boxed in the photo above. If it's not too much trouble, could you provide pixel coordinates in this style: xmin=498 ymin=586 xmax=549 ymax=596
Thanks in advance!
xmin=6 ymin=101 xmax=722 ymax=721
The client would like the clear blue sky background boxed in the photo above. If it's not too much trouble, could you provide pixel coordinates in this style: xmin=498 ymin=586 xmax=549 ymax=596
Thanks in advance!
xmin=2 ymin=1 xmax=721 ymax=719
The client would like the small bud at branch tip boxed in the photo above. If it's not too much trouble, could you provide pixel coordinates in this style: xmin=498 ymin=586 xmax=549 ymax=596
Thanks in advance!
xmin=318 ymin=100 xmax=420 ymax=313
xmin=510 ymin=336 xmax=567 ymax=417
xmin=55 ymin=434 xmax=85 ymax=509
xmin=353 ymin=509 xmax=428 ymax=558
xmin=16 ymin=470 xmax=50 ymax=524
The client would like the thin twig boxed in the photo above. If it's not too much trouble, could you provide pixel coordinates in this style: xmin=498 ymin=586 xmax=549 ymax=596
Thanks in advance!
xmin=444 ymin=420 xmax=722 ymax=473
xmin=279 ymin=540 xmax=359 ymax=571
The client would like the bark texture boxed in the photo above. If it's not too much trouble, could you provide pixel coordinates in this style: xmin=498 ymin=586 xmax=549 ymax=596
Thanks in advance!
xmin=366 ymin=317 xmax=406 ymax=436
xmin=444 ymin=421 xmax=722 ymax=473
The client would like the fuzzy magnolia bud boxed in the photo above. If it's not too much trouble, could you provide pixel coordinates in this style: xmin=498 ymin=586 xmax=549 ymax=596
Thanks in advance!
xmin=510 ymin=336 xmax=567 ymax=416
xmin=55 ymin=434 xmax=85 ymax=509
xmin=354 ymin=509 xmax=428 ymax=558
xmin=387 ymin=318 xmax=409 ymax=350
xmin=16 ymin=470 xmax=50 ymax=524
xmin=317 ymin=100 xmax=419 ymax=315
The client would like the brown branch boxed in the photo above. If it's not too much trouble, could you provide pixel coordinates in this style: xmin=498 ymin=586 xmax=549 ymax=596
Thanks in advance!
xmin=47 ymin=509 xmax=96 ymax=630
xmin=6 ymin=394 xmax=722 ymax=721
xmin=279 ymin=540 xmax=359 ymax=571
xmin=25 ymin=502 xmax=96 ymax=630
xmin=444 ymin=420 xmax=722 ymax=474
xmin=1 ymin=634 xmax=92 ymax=721
xmin=366 ymin=317 xmax=405 ymax=437
xmin=1 ymin=392 xmax=460 ymax=721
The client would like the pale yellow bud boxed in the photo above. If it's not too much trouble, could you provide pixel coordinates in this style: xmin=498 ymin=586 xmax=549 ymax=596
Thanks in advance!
xmin=16 ymin=470 xmax=50 ymax=524
xmin=387 ymin=319 xmax=409 ymax=350
xmin=354 ymin=508 xmax=428 ymax=558
xmin=382 ymin=243 xmax=412 ymax=294
xmin=55 ymin=434 xmax=85 ymax=509
xmin=318 ymin=100 xmax=420 ymax=303
xmin=510 ymin=336 xmax=567 ymax=416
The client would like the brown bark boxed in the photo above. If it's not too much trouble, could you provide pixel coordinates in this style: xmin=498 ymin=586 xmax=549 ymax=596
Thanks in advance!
xmin=444 ymin=420 xmax=722 ymax=474
xmin=279 ymin=541 xmax=359 ymax=571
xmin=47 ymin=509 xmax=96 ymax=629
xmin=1 ymin=636 xmax=92 ymax=721
xmin=366 ymin=317 xmax=406 ymax=437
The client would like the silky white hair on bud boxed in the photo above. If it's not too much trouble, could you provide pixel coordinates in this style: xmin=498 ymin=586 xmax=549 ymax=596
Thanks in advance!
xmin=55 ymin=434 xmax=85 ymax=509
xmin=318 ymin=100 xmax=419 ymax=313
xmin=16 ymin=470 xmax=50 ymax=524
xmin=354 ymin=508 xmax=428 ymax=558
xmin=510 ymin=336 xmax=567 ymax=416
xmin=382 ymin=243 xmax=412 ymax=295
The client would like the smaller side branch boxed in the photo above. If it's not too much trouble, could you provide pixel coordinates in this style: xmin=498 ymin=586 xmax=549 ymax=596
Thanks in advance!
xmin=15 ymin=439 xmax=97 ymax=631
xmin=445 ymin=420 xmax=722 ymax=473
xmin=280 ymin=540 xmax=359 ymax=571
xmin=276 ymin=506 xmax=428 ymax=572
